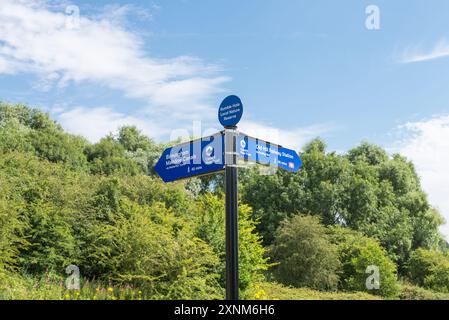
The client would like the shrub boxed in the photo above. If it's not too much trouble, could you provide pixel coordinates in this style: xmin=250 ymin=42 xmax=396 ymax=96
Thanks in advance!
xmin=329 ymin=226 xmax=399 ymax=298
xmin=195 ymin=193 xmax=269 ymax=293
xmin=399 ymin=283 xmax=449 ymax=300
xmin=269 ymin=215 xmax=340 ymax=290
xmin=80 ymin=199 xmax=222 ymax=299
xmin=0 ymin=196 xmax=28 ymax=274
xmin=407 ymin=248 xmax=449 ymax=293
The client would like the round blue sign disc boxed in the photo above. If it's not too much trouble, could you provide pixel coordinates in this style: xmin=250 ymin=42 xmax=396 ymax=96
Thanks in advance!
xmin=218 ymin=95 xmax=243 ymax=127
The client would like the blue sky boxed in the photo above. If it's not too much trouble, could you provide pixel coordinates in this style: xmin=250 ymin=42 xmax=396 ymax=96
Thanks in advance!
xmin=1 ymin=0 xmax=449 ymax=236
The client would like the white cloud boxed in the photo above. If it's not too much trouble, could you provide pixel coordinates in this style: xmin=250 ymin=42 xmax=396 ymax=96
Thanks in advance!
xmin=239 ymin=120 xmax=333 ymax=151
xmin=400 ymin=39 xmax=449 ymax=63
xmin=394 ymin=115 xmax=449 ymax=238
xmin=0 ymin=0 xmax=228 ymax=116
xmin=56 ymin=107 xmax=169 ymax=143
xmin=0 ymin=1 xmax=332 ymax=160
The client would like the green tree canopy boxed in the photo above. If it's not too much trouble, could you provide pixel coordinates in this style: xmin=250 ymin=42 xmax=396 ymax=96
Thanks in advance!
xmin=241 ymin=138 xmax=444 ymax=269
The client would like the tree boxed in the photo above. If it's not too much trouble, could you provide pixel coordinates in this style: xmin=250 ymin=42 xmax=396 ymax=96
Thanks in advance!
xmin=85 ymin=136 xmax=141 ymax=175
xmin=29 ymin=129 xmax=88 ymax=169
xmin=269 ymin=215 xmax=340 ymax=290
xmin=1 ymin=103 xmax=88 ymax=168
xmin=347 ymin=141 xmax=388 ymax=166
xmin=117 ymin=126 xmax=152 ymax=152
xmin=242 ymin=139 xmax=443 ymax=270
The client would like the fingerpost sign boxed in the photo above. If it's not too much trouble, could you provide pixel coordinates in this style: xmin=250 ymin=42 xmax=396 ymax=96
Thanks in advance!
xmin=155 ymin=95 xmax=302 ymax=300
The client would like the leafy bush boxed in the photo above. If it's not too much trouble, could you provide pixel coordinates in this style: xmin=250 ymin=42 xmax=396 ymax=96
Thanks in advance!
xmin=329 ymin=226 xmax=399 ymax=298
xmin=0 ymin=152 xmax=223 ymax=299
xmin=0 ymin=196 xmax=28 ymax=274
xmin=81 ymin=199 xmax=221 ymax=299
xmin=407 ymin=248 xmax=449 ymax=293
xmin=399 ymin=283 xmax=449 ymax=300
xmin=269 ymin=215 xmax=340 ymax=290
xmin=194 ymin=194 xmax=269 ymax=293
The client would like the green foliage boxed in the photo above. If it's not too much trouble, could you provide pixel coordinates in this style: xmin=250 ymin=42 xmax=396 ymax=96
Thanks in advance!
xmin=398 ymin=283 xmax=449 ymax=300
xmin=85 ymin=136 xmax=141 ymax=176
xmin=0 ymin=151 xmax=224 ymax=299
xmin=117 ymin=126 xmax=153 ymax=152
xmin=0 ymin=102 xmax=58 ymax=131
xmin=0 ymin=152 xmax=92 ymax=273
xmin=244 ymin=282 xmax=382 ymax=300
xmin=0 ymin=103 xmax=88 ymax=169
xmin=117 ymin=126 xmax=165 ymax=175
xmin=0 ymin=118 xmax=33 ymax=154
xmin=347 ymin=141 xmax=388 ymax=166
xmin=269 ymin=215 xmax=340 ymax=290
xmin=407 ymin=248 xmax=449 ymax=293
xmin=241 ymin=169 xmax=302 ymax=244
xmin=84 ymin=126 xmax=164 ymax=176
xmin=241 ymin=138 xmax=443 ymax=269
xmin=0 ymin=272 xmax=152 ymax=300
xmin=81 ymin=199 xmax=221 ymax=299
xmin=19 ymin=201 xmax=79 ymax=274
xmin=329 ymin=226 xmax=399 ymax=298
xmin=0 ymin=194 xmax=28 ymax=275
xmin=28 ymin=129 xmax=88 ymax=168
xmin=194 ymin=193 xmax=269 ymax=292
xmin=0 ymin=102 xmax=447 ymax=300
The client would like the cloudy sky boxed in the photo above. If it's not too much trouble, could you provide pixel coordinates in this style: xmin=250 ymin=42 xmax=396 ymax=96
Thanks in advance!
xmin=0 ymin=0 xmax=448 ymax=237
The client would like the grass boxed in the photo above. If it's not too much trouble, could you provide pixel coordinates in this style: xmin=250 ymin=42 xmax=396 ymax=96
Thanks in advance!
xmin=0 ymin=272 xmax=146 ymax=300
xmin=245 ymin=282 xmax=382 ymax=300
xmin=3 ymin=272 xmax=449 ymax=300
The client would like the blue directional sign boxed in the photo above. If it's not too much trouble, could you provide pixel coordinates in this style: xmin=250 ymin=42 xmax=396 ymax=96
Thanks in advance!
xmin=236 ymin=134 xmax=302 ymax=172
xmin=155 ymin=132 xmax=225 ymax=182
xmin=218 ymin=95 xmax=243 ymax=127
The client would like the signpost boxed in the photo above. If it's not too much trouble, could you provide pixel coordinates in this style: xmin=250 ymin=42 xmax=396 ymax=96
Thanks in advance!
xmin=155 ymin=95 xmax=302 ymax=300
xmin=236 ymin=134 xmax=302 ymax=172
xmin=155 ymin=132 xmax=224 ymax=183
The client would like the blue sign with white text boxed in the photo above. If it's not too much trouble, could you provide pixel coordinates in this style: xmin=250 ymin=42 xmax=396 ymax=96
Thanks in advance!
xmin=218 ymin=95 xmax=243 ymax=127
xmin=236 ymin=134 xmax=302 ymax=172
xmin=155 ymin=133 xmax=225 ymax=182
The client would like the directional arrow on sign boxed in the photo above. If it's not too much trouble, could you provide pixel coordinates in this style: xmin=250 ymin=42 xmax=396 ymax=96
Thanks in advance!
xmin=236 ymin=133 xmax=302 ymax=172
xmin=155 ymin=132 xmax=225 ymax=182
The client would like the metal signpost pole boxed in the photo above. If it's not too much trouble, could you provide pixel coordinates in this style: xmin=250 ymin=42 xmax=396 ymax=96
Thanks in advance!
xmin=225 ymin=127 xmax=239 ymax=301
xmin=218 ymin=95 xmax=244 ymax=301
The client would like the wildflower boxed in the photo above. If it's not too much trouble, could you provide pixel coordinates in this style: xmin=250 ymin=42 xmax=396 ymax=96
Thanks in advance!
xmin=254 ymin=289 xmax=266 ymax=300
xmin=64 ymin=293 xmax=70 ymax=300
xmin=107 ymin=287 xmax=113 ymax=293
